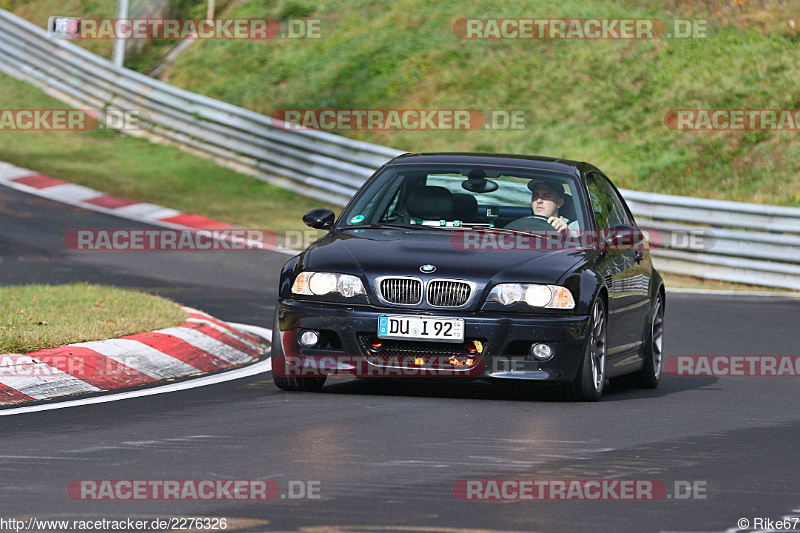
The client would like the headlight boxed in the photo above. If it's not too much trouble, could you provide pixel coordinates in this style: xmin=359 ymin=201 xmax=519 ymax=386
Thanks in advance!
xmin=487 ymin=283 xmax=575 ymax=309
xmin=292 ymin=272 xmax=366 ymax=297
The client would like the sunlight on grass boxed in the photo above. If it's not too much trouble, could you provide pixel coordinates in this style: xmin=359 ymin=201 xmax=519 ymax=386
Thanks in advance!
xmin=0 ymin=284 xmax=188 ymax=353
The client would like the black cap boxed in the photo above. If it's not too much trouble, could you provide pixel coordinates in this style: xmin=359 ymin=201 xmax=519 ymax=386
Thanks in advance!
xmin=527 ymin=179 xmax=565 ymax=198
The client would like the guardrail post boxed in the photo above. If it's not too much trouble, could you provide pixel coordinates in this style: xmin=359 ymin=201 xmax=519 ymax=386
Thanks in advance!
xmin=112 ymin=0 xmax=129 ymax=68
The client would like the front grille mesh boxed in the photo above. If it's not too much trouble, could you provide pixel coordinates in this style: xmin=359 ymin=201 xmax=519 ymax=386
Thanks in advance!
xmin=379 ymin=278 xmax=422 ymax=305
xmin=358 ymin=336 xmax=478 ymax=357
xmin=427 ymin=280 xmax=471 ymax=307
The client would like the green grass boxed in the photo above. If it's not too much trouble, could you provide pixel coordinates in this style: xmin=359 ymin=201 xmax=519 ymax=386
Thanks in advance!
xmin=0 ymin=73 xmax=338 ymax=233
xmin=0 ymin=284 xmax=188 ymax=353
xmin=9 ymin=0 xmax=800 ymax=205
xmin=155 ymin=0 xmax=800 ymax=206
xmin=3 ymin=0 xmax=210 ymax=65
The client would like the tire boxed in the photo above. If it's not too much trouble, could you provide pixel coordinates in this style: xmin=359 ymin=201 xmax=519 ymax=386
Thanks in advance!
xmin=567 ymin=297 xmax=607 ymax=402
xmin=624 ymin=291 xmax=664 ymax=389
xmin=272 ymin=373 xmax=326 ymax=392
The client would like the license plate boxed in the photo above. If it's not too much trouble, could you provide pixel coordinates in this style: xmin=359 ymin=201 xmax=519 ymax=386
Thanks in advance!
xmin=378 ymin=315 xmax=464 ymax=343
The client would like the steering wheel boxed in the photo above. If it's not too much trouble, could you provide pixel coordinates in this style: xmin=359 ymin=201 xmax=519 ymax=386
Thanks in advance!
xmin=504 ymin=215 xmax=554 ymax=231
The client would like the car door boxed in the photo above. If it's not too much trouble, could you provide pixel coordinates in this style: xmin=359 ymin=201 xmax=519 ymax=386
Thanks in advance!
xmin=585 ymin=172 xmax=651 ymax=359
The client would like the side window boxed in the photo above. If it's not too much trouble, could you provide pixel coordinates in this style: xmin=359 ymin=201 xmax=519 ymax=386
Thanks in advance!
xmin=586 ymin=172 xmax=630 ymax=229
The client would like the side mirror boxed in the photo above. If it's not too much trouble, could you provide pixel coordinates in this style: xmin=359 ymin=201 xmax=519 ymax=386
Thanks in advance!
xmin=303 ymin=209 xmax=336 ymax=230
xmin=604 ymin=224 xmax=645 ymax=251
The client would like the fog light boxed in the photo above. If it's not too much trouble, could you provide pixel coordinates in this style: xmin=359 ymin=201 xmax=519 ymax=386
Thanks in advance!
xmin=299 ymin=329 xmax=320 ymax=347
xmin=530 ymin=343 xmax=553 ymax=361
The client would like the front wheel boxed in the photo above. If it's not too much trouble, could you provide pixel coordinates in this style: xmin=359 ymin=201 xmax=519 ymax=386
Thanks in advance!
xmin=273 ymin=373 xmax=326 ymax=392
xmin=567 ymin=297 xmax=607 ymax=401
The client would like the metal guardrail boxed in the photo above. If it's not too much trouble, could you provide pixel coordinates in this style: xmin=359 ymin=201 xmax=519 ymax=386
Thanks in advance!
xmin=622 ymin=191 xmax=800 ymax=290
xmin=0 ymin=9 xmax=799 ymax=290
xmin=0 ymin=10 xmax=402 ymax=206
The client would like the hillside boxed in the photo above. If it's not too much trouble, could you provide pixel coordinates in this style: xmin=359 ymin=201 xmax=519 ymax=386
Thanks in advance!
xmin=164 ymin=0 xmax=800 ymax=206
xmin=7 ymin=0 xmax=800 ymax=206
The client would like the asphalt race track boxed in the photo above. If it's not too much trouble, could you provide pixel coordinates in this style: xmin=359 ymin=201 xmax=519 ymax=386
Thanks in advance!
xmin=1 ymin=186 xmax=799 ymax=533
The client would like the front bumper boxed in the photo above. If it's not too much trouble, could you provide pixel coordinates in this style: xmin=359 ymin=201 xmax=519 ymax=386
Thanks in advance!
xmin=272 ymin=299 xmax=591 ymax=382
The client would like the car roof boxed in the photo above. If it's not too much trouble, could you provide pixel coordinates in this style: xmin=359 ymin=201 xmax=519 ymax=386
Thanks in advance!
xmin=385 ymin=152 xmax=597 ymax=176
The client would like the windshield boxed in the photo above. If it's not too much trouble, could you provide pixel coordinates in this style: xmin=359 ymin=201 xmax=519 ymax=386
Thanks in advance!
xmin=339 ymin=164 xmax=587 ymax=231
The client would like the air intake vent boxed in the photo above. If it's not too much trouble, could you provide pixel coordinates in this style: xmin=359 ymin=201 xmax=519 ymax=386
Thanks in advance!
xmin=427 ymin=280 xmax=472 ymax=307
xmin=378 ymin=277 xmax=423 ymax=305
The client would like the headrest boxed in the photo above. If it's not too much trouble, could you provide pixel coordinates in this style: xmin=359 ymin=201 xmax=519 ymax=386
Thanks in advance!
xmin=452 ymin=193 xmax=478 ymax=219
xmin=407 ymin=186 xmax=454 ymax=219
xmin=559 ymin=193 xmax=576 ymax=222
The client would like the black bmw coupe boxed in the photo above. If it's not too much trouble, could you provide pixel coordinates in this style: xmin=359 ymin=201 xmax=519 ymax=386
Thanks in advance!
xmin=271 ymin=153 xmax=665 ymax=401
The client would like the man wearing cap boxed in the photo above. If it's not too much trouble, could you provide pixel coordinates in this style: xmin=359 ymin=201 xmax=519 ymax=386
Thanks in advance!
xmin=527 ymin=180 xmax=579 ymax=234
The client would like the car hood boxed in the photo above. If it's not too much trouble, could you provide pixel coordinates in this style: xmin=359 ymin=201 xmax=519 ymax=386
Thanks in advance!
xmin=302 ymin=228 xmax=588 ymax=288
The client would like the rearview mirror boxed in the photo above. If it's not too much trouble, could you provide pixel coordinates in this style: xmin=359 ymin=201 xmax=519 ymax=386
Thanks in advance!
xmin=461 ymin=168 xmax=498 ymax=193
xmin=303 ymin=209 xmax=336 ymax=230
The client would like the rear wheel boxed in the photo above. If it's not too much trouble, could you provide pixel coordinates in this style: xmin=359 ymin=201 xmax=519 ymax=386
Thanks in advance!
xmin=624 ymin=292 xmax=664 ymax=389
xmin=567 ymin=297 xmax=607 ymax=401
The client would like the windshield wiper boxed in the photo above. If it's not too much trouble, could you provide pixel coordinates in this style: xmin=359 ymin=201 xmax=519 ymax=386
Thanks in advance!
xmin=455 ymin=225 xmax=549 ymax=239
xmin=341 ymin=223 xmax=445 ymax=231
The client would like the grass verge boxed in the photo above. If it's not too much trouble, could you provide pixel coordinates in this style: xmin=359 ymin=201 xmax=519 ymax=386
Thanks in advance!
xmin=661 ymin=272 xmax=797 ymax=293
xmin=0 ymin=283 xmax=188 ymax=353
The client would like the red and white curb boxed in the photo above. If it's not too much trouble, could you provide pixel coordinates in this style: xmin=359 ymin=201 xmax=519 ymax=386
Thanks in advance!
xmin=0 ymin=161 xmax=297 ymax=255
xmin=0 ymin=307 xmax=269 ymax=408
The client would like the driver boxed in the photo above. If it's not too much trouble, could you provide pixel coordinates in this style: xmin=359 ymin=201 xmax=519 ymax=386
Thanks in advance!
xmin=529 ymin=180 xmax=578 ymax=234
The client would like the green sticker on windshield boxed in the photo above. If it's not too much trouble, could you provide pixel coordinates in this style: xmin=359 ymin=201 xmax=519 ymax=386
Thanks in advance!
xmin=350 ymin=215 xmax=365 ymax=224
